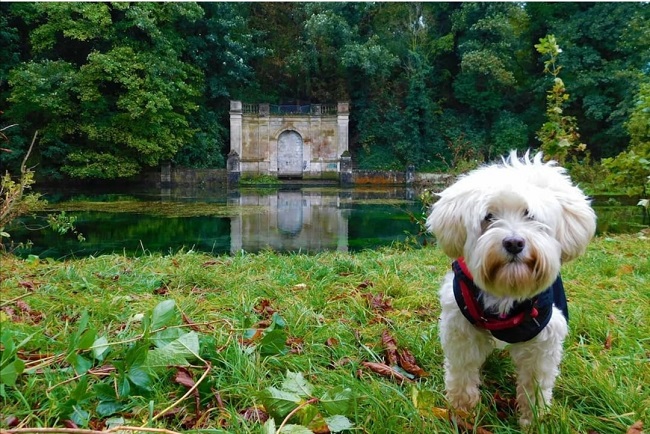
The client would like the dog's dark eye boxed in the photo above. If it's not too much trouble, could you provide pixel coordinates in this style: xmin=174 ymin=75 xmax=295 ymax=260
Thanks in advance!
xmin=524 ymin=209 xmax=534 ymax=220
xmin=484 ymin=213 xmax=495 ymax=222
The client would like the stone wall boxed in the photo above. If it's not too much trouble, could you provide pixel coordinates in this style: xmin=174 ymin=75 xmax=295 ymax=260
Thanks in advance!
xmin=229 ymin=101 xmax=349 ymax=180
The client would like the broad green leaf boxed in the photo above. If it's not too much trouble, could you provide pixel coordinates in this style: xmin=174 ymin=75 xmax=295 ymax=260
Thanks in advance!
xmin=93 ymin=381 xmax=117 ymax=401
xmin=325 ymin=415 xmax=353 ymax=433
xmin=257 ymin=386 xmax=301 ymax=419
xmin=269 ymin=312 xmax=287 ymax=329
xmin=78 ymin=328 xmax=97 ymax=351
xmin=144 ymin=331 xmax=199 ymax=371
xmin=262 ymin=418 xmax=276 ymax=434
xmin=91 ymin=336 xmax=109 ymax=360
xmin=66 ymin=353 xmax=92 ymax=375
xmin=127 ymin=366 xmax=152 ymax=391
xmin=0 ymin=358 xmax=25 ymax=387
xmin=124 ymin=342 xmax=148 ymax=368
xmin=151 ymin=327 xmax=184 ymax=349
xmin=70 ymin=405 xmax=90 ymax=427
xmin=320 ymin=386 xmax=354 ymax=416
xmin=96 ymin=400 xmax=124 ymax=417
xmin=150 ymin=299 xmax=176 ymax=330
xmin=259 ymin=328 xmax=288 ymax=356
xmin=0 ymin=331 xmax=17 ymax=364
xmin=70 ymin=376 xmax=89 ymax=402
xmin=282 ymin=371 xmax=314 ymax=397
xmin=279 ymin=425 xmax=314 ymax=434
xmin=299 ymin=403 xmax=320 ymax=425
xmin=117 ymin=374 xmax=130 ymax=397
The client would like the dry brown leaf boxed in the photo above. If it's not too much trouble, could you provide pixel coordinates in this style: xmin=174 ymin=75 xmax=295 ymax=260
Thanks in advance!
xmin=239 ymin=406 xmax=269 ymax=423
xmin=381 ymin=330 xmax=399 ymax=366
xmin=182 ymin=312 xmax=201 ymax=331
xmin=253 ymin=299 xmax=276 ymax=318
xmin=626 ymin=421 xmax=644 ymax=434
xmin=398 ymin=348 xmax=429 ymax=378
xmin=362 ymin=361 xmax=412 ymax=383
xmin=325 ymin=337 xmax=339 ymax=348
xmin=604 ymin=331 xmax=613 ymax=350
xmin=175 ymin=367 xmax=196 ymax=389
xmin=366 ymin=293 xmax=393 ymax=312
xmin=357 ymin=279 xmax=374 ymax=289
xmin=19 ymin=280 xmax=36 ymax=290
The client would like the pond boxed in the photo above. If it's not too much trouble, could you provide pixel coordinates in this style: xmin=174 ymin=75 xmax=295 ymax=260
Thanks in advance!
xmin=5 ymin=185 xmax=647 ymax=259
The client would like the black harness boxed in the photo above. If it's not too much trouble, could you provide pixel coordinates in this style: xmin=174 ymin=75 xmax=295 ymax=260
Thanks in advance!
xmin=452 ymin=258 xmax=568 ymax=344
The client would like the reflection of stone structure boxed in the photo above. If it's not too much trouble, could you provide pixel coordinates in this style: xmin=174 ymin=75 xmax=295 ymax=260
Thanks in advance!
xmin=229 ymin=101 xmax=350 ymax=181
xmin=229 ymin=190 xmax=348 ymax=253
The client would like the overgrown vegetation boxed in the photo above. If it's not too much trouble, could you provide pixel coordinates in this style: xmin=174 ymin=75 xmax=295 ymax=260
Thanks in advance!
xmin=1 ymin=235 xmax=648 ymax=433
xmin=0 ymin=3 xmax=648 ymax=177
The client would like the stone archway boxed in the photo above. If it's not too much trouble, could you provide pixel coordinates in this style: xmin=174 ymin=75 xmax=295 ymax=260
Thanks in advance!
xmin=277 ymin=130 xmax=304 ymax=178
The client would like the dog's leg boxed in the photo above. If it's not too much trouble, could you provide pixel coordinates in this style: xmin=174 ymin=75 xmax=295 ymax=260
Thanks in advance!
xmin=439 ymin=308 xmax=493 ymax=412
xmin=508 ymin=309 xmax=568 ymax=425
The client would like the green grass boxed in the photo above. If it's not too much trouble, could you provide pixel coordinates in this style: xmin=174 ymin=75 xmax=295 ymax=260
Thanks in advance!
xmin=1 ymin=234 xmax=648 ymax=433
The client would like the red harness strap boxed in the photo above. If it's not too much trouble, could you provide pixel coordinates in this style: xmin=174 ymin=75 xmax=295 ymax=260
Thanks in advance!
xmin=456 ymin=257 xmax=538 ymax=331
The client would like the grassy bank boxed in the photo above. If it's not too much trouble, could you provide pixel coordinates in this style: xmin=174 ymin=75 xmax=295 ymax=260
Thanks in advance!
xmin=1 ymin=234 xmax=648 ymax=433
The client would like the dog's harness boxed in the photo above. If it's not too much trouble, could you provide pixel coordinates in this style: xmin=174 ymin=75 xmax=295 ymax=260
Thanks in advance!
xmin=452 ymin=257 xmax=568 ymax=343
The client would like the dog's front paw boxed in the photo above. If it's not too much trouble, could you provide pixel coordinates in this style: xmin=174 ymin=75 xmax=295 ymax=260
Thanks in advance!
xmin=447 ymin=386 xmax=480 ymax=413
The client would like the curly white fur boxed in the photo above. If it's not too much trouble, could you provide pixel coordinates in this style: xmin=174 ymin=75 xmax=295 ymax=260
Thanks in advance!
xmin=427 ymin=151 xmax=596 ymax=425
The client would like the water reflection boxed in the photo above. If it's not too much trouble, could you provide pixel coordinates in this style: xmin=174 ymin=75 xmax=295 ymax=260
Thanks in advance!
xmin=8 ymin=186 xmax=418 ymax=258
xmin=229 ymin=190 xmax=351 ymax=254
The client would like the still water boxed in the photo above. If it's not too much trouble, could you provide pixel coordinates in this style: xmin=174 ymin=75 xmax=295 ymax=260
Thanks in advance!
xmin=7 ymin=186 xmax=646 ymax=259
xmin=8 ymin=186 xmax=423 ymax=259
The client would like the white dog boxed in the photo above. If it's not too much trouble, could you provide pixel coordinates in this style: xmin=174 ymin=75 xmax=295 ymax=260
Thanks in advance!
xmin=426 ymin=151 xmax=596 ymax=425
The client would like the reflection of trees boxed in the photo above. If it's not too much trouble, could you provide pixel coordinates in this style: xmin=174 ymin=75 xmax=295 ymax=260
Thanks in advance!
xmin=11 ymin=212 xmax=231 ymax=257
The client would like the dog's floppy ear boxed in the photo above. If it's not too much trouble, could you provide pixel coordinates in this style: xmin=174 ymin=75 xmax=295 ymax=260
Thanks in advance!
xmin=555 ymin=192 xmax=597 ymax=262
xmin=426 ymin=194 xmax=466 ymax=258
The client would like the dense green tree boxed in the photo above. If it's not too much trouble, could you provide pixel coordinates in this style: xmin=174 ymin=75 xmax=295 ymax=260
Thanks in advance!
xmin=528 ymin=2 xmax=650 ymax=159
xmin=1 ymin=2 xmax=648 ymax=178
xmin=4 ymin=3 xmax=204 ymax=178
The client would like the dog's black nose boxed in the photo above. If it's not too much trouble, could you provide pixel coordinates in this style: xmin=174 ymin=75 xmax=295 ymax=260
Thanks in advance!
xmin=503 ymin=236 xmax=525 ymax=255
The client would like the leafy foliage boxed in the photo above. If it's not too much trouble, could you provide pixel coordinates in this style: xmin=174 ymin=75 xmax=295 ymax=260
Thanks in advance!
xmin=535 ymin=35 xmax=586 ymax=164
xmin=1 ymin=2 xmax=648 ymax=177
xmin=602 ymin=80 xmax=650 ymax=196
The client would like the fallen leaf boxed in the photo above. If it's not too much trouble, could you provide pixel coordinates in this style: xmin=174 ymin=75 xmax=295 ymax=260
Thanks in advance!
xmin=357 ymin=280 xmax=373 ymax=289
xmin=626 ymin=421 xmax=644 ymax=434
xmin=293 ymin=283 xmax=308 ymax=290
xmin=325 ymin=337 xmax=339 ymax=348
xmin=175 ymin=367 xmax=196 ymax=388
xmin=63 ymin=420 xmax=78 ymax=429
xmin=366 ymin=293 xmax=392 ymax=312
xmin=287 ymin=336 xmax=304 ymax=354
xmin=4 ymin=415 xmax=19 ymax=428
xmin=398 ymin=348 xmax=429 ymax=378
xmin=362 ymin=361 xmax=412 ymax=383
xmin=604 ymin=332 xmax=613 ymax=350
xmin=19 ymin=281 xmax=36 ymax=290
xmin=253 ymin=299 xmax=276 ymax=318
xmin=15 ymin=300 xmax=32 ymax=313
xmin=239 ymin=406 xmax=269 ymax=423
xmin=381 ymin=330 xmax=399 ymax=366
xmin=182 ymin=312 xmax=202 ymax=332
xmin=174 ymin=367 xmax=201 ymax=420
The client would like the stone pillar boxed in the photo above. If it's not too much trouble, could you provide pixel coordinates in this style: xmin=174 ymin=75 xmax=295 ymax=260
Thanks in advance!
xmin=227 ymin=150 xmax=240 ymax=186
xmin=337 ymin=102 xmax=350 ymax=158
xmin=259 ymin=103 xmax=270 ymax=117
xmin=229 ymin=100 xmax=243 ymax=156
xmin=339 ymin=151 xmax=353 ymax=186
xmin=161 ymin=161 xmax=171 ymax=189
